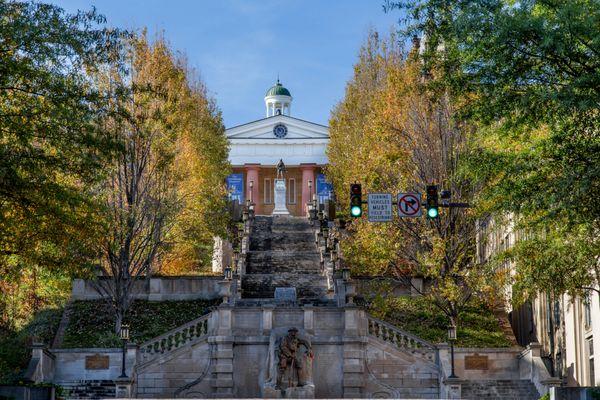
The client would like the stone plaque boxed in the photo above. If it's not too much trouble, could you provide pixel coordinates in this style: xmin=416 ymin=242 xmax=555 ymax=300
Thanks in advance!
xmin=464 ymin=354 xmax=489 ymax=370
xmin=85 ymin=354 xmax=109 ymax=370
xmin=275 ymin=287 xmax=297 ymax=302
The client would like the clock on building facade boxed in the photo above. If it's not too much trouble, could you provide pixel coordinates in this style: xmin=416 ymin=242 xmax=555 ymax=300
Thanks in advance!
xmin=273 ymin=123 xmax=288 ymax=138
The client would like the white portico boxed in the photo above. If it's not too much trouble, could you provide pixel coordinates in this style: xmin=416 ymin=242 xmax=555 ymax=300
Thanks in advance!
xmin=225 ymin=80 xmax=330 ymax=216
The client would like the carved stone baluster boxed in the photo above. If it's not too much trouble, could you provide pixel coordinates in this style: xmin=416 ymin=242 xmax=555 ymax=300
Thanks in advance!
xmin=181 ymin=328 xmax=188 ymax=346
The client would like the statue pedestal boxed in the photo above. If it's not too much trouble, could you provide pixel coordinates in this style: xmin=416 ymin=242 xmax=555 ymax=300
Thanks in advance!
xmin=272 ymin=179 xmax=290 ymax=215
xmin=263 ymin=384 xmax=315 ymax=399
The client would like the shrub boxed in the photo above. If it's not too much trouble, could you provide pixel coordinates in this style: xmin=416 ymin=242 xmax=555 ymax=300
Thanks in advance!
xmin=366 ymin=295 xmax=512 ymax=348
xmin=62 ymin=299 xmax=219 ymax=348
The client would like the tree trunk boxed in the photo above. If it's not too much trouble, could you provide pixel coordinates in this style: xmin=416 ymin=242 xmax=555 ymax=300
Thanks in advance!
xmin=115 ymin=309 xmax=123 ymax=336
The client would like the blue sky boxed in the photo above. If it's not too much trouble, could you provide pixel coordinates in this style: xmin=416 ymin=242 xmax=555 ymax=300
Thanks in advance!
xmin=51 ymin=1 xmax=402 ymax=127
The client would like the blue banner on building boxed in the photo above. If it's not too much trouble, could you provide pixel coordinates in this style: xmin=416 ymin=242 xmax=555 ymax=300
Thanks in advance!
xmin=226 ymin=174 xmax=244 ymax=204
xmin=316 ymin=174 xmax=333 ymax=204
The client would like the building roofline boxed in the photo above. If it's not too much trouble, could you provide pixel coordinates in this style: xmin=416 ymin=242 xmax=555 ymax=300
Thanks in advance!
xmin=226 ymin=115 xmax=329 ymax=131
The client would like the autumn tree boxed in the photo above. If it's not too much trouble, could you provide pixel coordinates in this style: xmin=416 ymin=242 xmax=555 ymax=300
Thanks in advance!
xmin=0 ymin=1 xmax=124 ymax=328
xmin=93 ymin=34 xmax=229 ymax=333
xmin=328 ymin=31 xmax=484 ymax=330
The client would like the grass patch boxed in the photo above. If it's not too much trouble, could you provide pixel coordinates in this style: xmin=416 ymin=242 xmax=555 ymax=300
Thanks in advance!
xmin=366 ymin=295 xmax=513 ymax=348
xmin=0 ymin=308 xmax=63 ymax=384
xmin=62 ymin=299 xmax=220 ymax=348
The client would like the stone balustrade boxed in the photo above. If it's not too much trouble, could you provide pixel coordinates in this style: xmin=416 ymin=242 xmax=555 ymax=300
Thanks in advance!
xmin=367 ymin=315 xmax=437 ymax=362
xmin=139 ymin=313 xmax=212 ymax=364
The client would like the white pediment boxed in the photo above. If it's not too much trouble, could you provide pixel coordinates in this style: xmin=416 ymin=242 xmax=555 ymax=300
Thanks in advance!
xmin=226 ymin=115 xmax=329 ymax=140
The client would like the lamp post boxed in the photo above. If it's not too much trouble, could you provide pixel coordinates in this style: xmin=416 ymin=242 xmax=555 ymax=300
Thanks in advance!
xmin=342 ymin=267 xmax=350 ymax=282
xmin=232 ymin=250 xmax=240 ymax=275
xmin=249 ymin=180 xmax=254 ymax=204
xmin=119 ymin=324 xmax=130 ymax=378
xmin=224 ymin=265 xmax=232 ymax=280
xmin=330 ymin=250 xmax=338 ymax=274
xmin=308 ymin=180 xmax=313 ymax=215
xmin=448 ymin=323 xmax=458 ymax=379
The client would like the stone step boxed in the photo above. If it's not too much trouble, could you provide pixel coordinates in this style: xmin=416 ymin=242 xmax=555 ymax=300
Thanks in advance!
xmin=242 ymin=273 xmax=328 ymax=299
xmin=250 ymin=232 xmax=315 ymax=251
xmin=270 ymin=216 xmax=313 ymax=233
xmin=461 ymin=380 xmax=540 ymax=400
xmin=246 ymin=251 xmax=321 ymax=274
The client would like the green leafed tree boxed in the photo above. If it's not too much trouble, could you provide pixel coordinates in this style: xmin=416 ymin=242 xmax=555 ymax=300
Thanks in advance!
xmin=387 ymin=0 xmax=600 ymax=300
xmin=0 ymin=1 xmax=124 ymax=328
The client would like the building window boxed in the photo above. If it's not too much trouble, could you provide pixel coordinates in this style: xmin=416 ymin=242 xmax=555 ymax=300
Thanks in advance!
xmin=288 ymin=178 xmax=296 ymax=204
xmin=553 ymin=299 xmax=561 ymax=327
xmin=264 ymin=178 xmax=272 ymax=204
xmin=584 ymin=293 xmax=592 ymax=330
xmin=587 ymin=337 xmax=595 ymax=385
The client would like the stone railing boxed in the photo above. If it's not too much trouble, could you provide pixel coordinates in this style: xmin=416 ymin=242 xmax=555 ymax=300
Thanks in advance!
xmin=367 ymin=316 xmax=437 ymax=362
xmin=139 ymin=312 xmax=212 ymax=364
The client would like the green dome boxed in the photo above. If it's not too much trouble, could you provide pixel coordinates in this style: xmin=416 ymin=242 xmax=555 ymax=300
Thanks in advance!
xmin=265 ymin=80 xmax=291 ymax=97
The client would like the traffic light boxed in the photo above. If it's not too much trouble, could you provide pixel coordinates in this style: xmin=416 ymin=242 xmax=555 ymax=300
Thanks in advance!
xmin=426 ymin=185 xmax=439 ymax=219
xmin=350 ymin=184 xmax=362 ymax=217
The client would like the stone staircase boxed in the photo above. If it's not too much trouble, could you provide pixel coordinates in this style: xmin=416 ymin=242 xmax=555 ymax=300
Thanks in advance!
xmin=61 ymin=380 xmax=116 ymax=399
xmin=461 ymin=379 xmax=540 ymax=399
xmin=241 ymin=216 xmax=328 ymax=300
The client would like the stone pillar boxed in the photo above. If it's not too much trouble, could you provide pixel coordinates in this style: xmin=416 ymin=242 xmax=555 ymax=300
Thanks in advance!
xmin=303 ymin=305 xmax=314 ymax=335
xmin=244 ymin=163 xmax=260 ymax=211
xmin=262 ymin=304 xmax=274 ymax=335
xmin=209 ymin=305 xmax=234 ymax=397
xmin=71 ymin=279 xmax=86 ymax=300
xmin=342 ymin=306 xmax=366 ymax=398
xmin=300 ymin=164 xmax=316 ymax=215
xmin=210 ymin=335 xmax=234 ymax=398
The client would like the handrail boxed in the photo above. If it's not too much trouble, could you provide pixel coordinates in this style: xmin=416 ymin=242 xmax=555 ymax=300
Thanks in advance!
xmin=367 ymin=315 xmax=437 ymax=362
xmin=139 ymin=312 xmax=212 ymax=362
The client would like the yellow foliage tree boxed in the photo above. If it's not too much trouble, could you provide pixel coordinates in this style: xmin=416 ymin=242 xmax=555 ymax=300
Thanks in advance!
xmin=328 ymin=31 xmax=489 ymax=328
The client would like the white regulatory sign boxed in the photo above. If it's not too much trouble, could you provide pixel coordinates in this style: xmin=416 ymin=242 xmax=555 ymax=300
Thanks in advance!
xmin=397 ymin=192 xmax=422 ymax=217
xmin=368 ymin=193 xmax=393 ymax=222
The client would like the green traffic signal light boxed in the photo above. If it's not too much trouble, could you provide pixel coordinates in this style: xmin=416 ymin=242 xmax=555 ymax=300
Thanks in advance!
xmin=426 ymin=184 xmax=439 ymax=219
xmin=351 ymin=205 xmax=362 ymax=217
xmin=350 ymin=183 xmax=362 ymax=218
xmin=427 ymin=207 xmax=439 ymax=218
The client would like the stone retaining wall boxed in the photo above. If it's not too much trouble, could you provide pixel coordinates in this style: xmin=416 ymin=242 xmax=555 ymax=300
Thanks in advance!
xmin=52 ymin=347 xmax=136 ymax=382
xmin=71 ymin=276 xmax=222 ymax=301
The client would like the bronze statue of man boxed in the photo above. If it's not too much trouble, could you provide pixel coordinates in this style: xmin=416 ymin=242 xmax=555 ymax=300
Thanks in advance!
xmin=276 ymin=327 xmax=312 ymax=388
xmin=276 ymin=159 xmax=286 ymax=180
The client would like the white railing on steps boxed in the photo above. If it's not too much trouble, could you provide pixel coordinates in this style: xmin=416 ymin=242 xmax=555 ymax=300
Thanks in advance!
xmin=367 ymin=315 xmax=437 ymax=362
xmin=139 ymin=312 xmax=212 ymax=363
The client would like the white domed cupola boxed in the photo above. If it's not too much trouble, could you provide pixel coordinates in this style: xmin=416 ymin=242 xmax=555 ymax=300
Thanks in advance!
xmin=264 ymin=79 xmax=292 ymax=117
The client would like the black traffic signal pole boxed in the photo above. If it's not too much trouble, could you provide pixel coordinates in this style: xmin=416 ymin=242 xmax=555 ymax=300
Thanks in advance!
xmin=424 ymin=202 xmax=470 ymax=208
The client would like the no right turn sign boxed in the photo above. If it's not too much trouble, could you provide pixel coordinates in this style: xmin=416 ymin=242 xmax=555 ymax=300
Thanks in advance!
xmin=397 ymin=193 xmax=422 ymax=217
